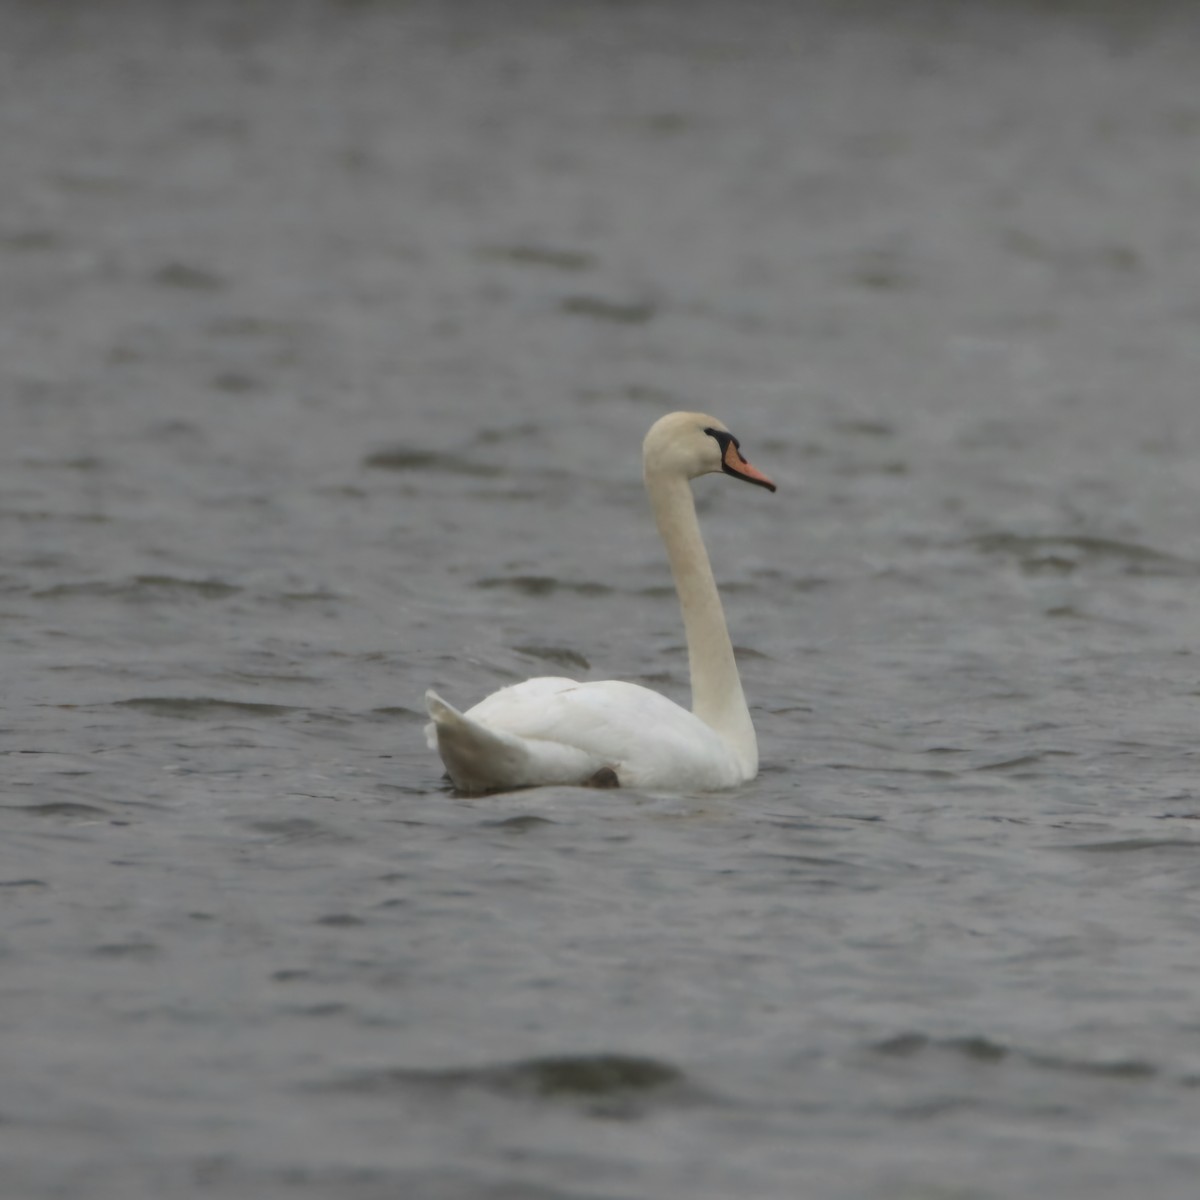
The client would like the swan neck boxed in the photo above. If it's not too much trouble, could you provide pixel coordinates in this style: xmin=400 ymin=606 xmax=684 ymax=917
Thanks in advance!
xmin=645 ymin=469 xmax=757 ymax=773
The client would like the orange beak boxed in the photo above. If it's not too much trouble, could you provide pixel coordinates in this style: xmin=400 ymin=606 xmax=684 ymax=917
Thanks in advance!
xmin=721 ymin=440 xmax=776 ymax=492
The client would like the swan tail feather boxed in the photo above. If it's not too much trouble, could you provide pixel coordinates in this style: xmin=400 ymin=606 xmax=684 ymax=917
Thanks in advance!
xmin=423 ymin=689 xmax=459 ymax=750
xmin=424 ymin=688 xmax=600 ymax=794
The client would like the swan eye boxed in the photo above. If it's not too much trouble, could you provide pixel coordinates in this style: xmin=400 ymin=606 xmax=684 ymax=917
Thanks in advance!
xmin=703 ymin=427 xmax=740 ymax=452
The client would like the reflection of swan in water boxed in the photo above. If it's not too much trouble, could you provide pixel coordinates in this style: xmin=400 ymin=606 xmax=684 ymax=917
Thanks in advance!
xmin=425 ymin=411 xmax=776 ymax=794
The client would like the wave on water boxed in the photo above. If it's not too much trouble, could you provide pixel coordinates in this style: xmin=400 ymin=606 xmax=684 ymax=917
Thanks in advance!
xmin=512 ymin=644 xmax=592 ymax=670
xmin=969 ymin=533 xmax=1199 ymax=577
xmin=475 ymin=575 xmax=614 ymax=597
xmin=33 ymin=576 xmax=241 ymax=600
xmin=1063 ymin=837 xmax=1200 ymax=855
xmin=475 ymin=243 xmax=595 ymax=272
xmin=112 ymin=697 xmax=298 ymax=719
xmin=0 ymin=801 xmax=110 ymax=820
xmin=314 ymin=1053 xmax=703 ymax=1117
xmin=871 ymin=1032 xmax=1159 ymax=1082
xmin=363 ymin=448 xmax=505 ymax=477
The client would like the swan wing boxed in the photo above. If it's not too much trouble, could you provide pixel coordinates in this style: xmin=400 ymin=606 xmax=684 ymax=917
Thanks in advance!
xmin=425 ymin=688 xmax=599 ymax=794
xmin=428 ymin=677 xmax=744 ymax=792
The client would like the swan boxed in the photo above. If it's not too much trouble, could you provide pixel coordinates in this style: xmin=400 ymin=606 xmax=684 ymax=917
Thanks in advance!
xmin=424 ymin=411 xmax=776 ymax=793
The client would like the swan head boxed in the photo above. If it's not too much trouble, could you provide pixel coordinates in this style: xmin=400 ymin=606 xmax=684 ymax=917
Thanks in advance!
xmin=643 ymin=412 xmax=776 ymax=492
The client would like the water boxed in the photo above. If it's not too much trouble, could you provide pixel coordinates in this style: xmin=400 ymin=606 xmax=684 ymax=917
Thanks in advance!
xmin=4 ymin=1 xmax=1200 ymax=1196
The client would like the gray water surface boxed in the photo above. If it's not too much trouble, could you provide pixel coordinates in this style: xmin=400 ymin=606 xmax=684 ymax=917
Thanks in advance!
xmin=5 ymin=2 xmax=1200 ymax=1197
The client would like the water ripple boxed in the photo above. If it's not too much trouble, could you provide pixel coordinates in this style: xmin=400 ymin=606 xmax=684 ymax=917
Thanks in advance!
xmin=1065 ymin=838 xmax=1200 ymax=854
xmin=872 ymin=1032 xmax=1159 ymax=1082
xmin=315 ymin=1053 xmax=701 ymax=1116
xmin=363 ymin=448 xmax=504 ymax=477
xmin=33 ymin=576 xmax=240 ymax=601
xmin=476 ymin=575 xmax=613 ymax=597
xmin=1 ymin=802 xmax=110 ymax=820
xmin=113 ymin=697 xmax=297 ymax=719
xmin=969 ymin=533 xmax=1199 ymax=577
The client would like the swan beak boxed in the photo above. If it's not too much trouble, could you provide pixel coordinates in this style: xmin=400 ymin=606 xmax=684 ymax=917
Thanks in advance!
xmin=721 ymin=442 xmax=776 ymax=492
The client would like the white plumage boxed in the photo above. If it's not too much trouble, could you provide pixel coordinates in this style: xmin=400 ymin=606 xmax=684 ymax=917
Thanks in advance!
xmin=425 ymin=412 xmax=776 ymax=794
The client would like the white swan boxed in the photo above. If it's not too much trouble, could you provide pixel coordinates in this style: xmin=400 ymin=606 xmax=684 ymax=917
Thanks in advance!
xmin=424 ymin=411 xmax=776 ymax=793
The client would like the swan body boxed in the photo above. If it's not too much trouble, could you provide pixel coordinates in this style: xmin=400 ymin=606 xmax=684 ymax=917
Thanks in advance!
xmin=425 ymin=679 xmax=747 ymax=794
xmin=425 ymin=412 xmax=776 ymax=794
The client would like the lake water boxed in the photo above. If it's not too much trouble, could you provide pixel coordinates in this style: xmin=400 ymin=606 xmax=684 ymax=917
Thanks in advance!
xmin=4 ymin=2 xmax=1200 ymax=1197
